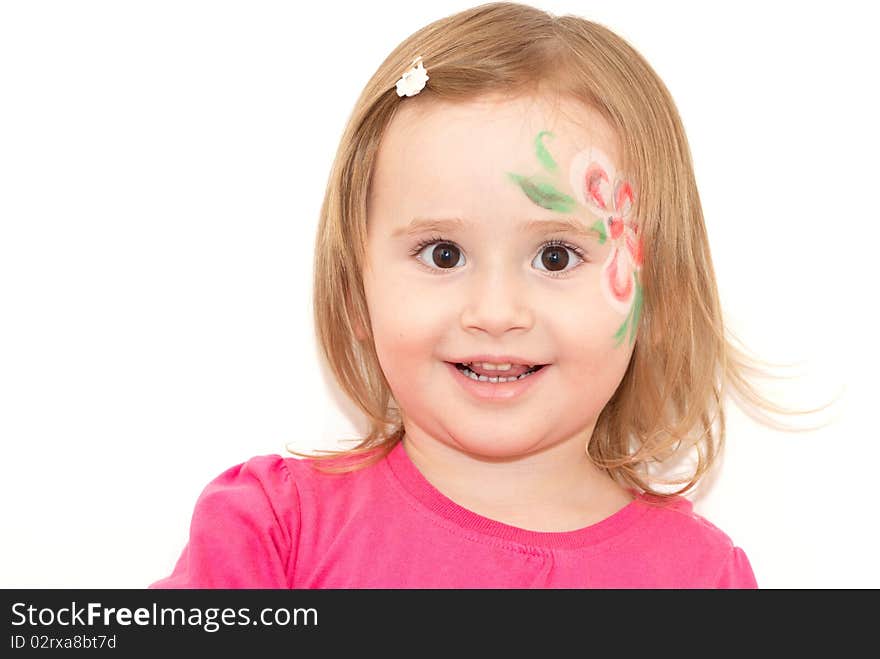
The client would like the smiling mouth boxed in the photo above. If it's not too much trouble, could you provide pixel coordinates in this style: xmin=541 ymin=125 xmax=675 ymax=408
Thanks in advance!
xmin=450 ymin=362 xmax=547 ymax=382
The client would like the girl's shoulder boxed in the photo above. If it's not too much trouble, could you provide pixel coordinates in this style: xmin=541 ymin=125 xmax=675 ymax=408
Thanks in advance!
xmin=150 ymin=451 xmax=385 ymax=588
xmin=184 ymin=454 xmax=302 ymax=527
xmin=644 ymin=493 xmax=734 ymax=534
xmin=210 ymin=446 xmax=387 ymax=484
xmin=634 ymin=492 xmax=736 ymax=545
xmin=621 ymin=493 xmax=757 ymax=588
xmin=204 ymin=449 xmax=389 ymax=512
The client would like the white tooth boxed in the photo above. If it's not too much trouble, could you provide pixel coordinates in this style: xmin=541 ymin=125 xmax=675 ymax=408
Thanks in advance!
xmin=474 ymin=362 xmax=512 ymax=371
xmin=459 ymin=364 xmax=536 ymax=383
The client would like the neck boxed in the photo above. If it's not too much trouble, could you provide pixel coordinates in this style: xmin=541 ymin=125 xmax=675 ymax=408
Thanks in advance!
xmin=400 ymin=427 xmax=633 ymax=531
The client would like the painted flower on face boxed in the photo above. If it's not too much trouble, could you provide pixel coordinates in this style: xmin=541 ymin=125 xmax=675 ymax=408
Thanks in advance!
xmin=507 ymin=133 xmax=645 ymax=347
xmin=569 ymin=147 xmax=644 ymax=346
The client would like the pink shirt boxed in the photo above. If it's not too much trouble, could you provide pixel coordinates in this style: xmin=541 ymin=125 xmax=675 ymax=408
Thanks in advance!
xmin=150 ymin=441 xmax=757 ymax=589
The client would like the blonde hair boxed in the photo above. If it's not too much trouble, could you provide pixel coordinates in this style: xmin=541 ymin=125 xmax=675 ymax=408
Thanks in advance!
xmin=292 ymin=1 xmax=832 ymax=497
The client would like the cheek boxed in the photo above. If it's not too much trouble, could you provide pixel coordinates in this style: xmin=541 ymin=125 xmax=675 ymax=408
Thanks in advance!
xmin=363 ymin=266 xmax=450 ymax=374
xmin=550 ymin=290 xmax=635 ymax=378
xmin=555 ymin=278 xmax=627 ymax=341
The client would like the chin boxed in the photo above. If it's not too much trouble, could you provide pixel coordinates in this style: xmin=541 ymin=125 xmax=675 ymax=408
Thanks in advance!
xmin=445 ymin=429 xmax=549 ymax=460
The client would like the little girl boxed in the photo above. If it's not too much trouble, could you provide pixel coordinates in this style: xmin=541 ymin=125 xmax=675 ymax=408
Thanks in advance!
xmin=151 ymin=1 xmax=805 ymax=589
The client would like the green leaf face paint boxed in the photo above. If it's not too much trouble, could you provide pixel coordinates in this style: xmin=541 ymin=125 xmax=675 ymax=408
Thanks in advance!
xmin=506 ymin=173 xmax=576 ymax=213
xmin=613 ymin=274 xmax=643 ymax=348
xmin=535 ymin=131 xmax=558 ymax=172
xmin=508 ymin=131 xmax=645 ymax=347
xmin=591 ymin=219 xmax=607 ymax=245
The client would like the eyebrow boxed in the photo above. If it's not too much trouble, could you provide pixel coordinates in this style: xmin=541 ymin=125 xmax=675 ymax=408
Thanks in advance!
xmin=392 ymin=216 xmax=602 ymax=239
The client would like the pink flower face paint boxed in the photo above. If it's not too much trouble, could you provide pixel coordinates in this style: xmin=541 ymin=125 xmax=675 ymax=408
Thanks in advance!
xmin=569 ymin=146 xmax=644 ymax=346
xmin=508 ymin=133 xmax=645 ymax=347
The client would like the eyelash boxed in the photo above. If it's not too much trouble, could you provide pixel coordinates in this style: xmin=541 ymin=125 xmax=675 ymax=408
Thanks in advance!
xmin=408 ymin=234 xmax=589 ymax=279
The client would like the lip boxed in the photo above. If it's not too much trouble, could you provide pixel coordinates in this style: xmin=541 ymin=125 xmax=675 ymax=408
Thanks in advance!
xmin=449 ymin=355 xmax=547 ymax=367
xmin=445 ymin=361 xmax=550 ymax=402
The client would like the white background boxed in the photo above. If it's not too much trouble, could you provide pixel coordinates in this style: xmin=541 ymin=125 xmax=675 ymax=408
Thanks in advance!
xmin=1 ymin=0 xmax=876 ymax=588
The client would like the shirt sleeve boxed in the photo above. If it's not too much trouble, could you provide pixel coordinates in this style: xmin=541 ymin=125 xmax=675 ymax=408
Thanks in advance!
xmin=714 ymin=546 xmax=758 ymax=589
xmin=149 ymin=455 xmax=300 ymax=589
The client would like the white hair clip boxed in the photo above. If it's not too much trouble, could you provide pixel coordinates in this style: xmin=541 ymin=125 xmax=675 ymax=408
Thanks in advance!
xmin=395 ymin=56 xmax=429 ymax=97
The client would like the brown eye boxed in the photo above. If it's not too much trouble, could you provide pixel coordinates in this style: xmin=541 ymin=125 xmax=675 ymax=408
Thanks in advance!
xmin=417 ymin=242 xmax=463 ymax=269
xmin=540 ymin=244 xmax=570 ymax=271
xmin=532 ymin=241 xmax=585 ymax=276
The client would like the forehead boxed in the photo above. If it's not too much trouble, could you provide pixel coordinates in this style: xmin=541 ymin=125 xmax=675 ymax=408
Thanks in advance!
xmin=369 ymin=94 xmax=621 ymax=224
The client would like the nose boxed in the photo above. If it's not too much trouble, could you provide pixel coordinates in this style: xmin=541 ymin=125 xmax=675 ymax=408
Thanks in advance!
xmin=459 ymin=259 xmax=534 ymax=335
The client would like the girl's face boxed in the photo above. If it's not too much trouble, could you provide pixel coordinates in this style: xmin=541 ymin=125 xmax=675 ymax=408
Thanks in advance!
xmin=363 ymin=93 xmax=643 ymax=459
